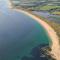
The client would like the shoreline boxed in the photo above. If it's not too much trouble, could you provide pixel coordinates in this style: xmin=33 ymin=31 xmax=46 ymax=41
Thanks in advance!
xmin=15 ymin=9 xmax=60 ymax=60
xmin=8 ymin=1 xmax=60 ymax=60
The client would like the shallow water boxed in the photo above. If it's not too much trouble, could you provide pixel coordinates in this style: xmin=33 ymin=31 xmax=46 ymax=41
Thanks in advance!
xmin=0 ymin=0 xmax=51 ymax=60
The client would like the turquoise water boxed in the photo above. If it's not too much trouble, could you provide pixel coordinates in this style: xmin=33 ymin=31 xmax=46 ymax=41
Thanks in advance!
xmin=0 ymin=0 xmax=51 ymax=60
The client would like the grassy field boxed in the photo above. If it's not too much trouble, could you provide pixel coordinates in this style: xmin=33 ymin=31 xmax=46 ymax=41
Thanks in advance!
xmin=31 ymin=5 xmax=60 ymax=11
xmin=51 ymin=11 xmax=60 ymax=15
xmin=40 ymin=5 xmax=60 ymax=10
xmin=26 ymin=5 xmax=60 ymax=14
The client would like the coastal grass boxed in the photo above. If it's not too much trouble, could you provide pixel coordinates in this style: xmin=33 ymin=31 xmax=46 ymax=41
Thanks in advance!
xmin=28 ymin=5 xmax=60 ymax=11
xmin=38 ymin=5 xmax=60 ymax=10
xmin=51 ymin=11 xmax=60 ymax=15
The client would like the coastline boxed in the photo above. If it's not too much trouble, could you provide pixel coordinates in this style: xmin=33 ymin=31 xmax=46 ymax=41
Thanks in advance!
xmin=15 ymin=9 xmax=60 ymax=60
xmin=8 ymin=1 xmax=60 ymax=60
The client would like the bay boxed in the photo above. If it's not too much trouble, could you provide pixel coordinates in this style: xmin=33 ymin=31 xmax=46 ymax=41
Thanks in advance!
xmin=0 ymin=0 xmax=51 ymax=60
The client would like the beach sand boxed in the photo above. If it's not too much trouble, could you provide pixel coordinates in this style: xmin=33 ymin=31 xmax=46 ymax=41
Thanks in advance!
xmin=8 ymin=1 xmax=60 ymax=60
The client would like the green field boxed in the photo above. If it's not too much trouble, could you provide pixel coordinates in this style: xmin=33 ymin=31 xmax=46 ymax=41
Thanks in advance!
xmin=51 ymin=11 xmax=60 ymax=15
xmin=40 ymin=5 xmax=60 ymax=10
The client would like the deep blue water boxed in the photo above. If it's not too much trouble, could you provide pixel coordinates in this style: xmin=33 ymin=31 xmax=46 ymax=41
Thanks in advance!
xmin=0 ymin=0 xmax=51 ymax=60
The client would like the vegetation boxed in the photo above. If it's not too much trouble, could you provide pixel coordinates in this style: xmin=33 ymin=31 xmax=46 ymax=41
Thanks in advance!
xmin=40 ymin=5 xmax=60 ymax=10
xmin=12 ymin=0 xmax=60 ymax=13
xmin=51 ymin=11 xmax=60 ymax=15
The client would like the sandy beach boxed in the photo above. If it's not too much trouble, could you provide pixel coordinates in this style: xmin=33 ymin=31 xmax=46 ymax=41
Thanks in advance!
xmin=15 ymin=9 xmax=60 ymax=60
xmin=8 ymin=1 xmax=60 ymax=60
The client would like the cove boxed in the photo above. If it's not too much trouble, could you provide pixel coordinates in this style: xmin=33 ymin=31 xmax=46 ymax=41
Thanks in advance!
xmin=0 ymin=0 xmax=51 ymax=60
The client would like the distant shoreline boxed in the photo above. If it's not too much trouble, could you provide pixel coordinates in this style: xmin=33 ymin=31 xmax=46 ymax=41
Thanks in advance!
xmin=9 ymin=0 xmax=60 ymax=60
